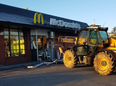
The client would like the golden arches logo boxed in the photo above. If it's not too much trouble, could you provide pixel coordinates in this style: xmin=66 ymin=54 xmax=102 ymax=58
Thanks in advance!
xmin=33 ymin=13 xmax=44 ymax=25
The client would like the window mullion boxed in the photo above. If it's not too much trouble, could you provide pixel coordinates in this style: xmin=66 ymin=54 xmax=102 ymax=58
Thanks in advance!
xmin=18 ymin=29 xmax=21 ymax=56
xmin=9 ymin=28 xmax=11 ymax=57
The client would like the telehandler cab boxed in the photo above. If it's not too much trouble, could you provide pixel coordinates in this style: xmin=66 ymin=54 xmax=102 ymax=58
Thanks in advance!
xmin=59 ymin=25 xmax=116 ymax=75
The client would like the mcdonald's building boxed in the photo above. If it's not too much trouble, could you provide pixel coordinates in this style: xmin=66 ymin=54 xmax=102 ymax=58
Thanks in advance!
xmin=0 ymin=3 xmax=88 ymax=65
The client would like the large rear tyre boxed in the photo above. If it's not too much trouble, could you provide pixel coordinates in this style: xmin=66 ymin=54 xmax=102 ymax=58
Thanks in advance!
xmin=63 ymin=50 xmax=77 ymax=68
xmin=94 ymin=51 xmax=115 ymax=75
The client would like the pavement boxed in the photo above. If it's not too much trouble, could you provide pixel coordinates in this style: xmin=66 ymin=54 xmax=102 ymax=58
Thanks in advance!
xmin=0 ymin=59 xmax=63 ymax=71
xmin=0 ymin=61 xmax=40 ymax=70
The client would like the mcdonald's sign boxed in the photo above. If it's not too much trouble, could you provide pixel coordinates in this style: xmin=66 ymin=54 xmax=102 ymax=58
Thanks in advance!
xmin=33 ymin=13 xmax=44 ymax=25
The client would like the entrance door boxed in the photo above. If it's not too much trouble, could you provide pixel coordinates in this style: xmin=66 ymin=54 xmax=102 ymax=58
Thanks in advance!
xmin=30 ymin=30 xmax=48 ymax=61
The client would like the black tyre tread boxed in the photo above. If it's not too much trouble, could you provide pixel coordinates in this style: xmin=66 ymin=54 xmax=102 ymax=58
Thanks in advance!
xmin=63 ymin=49 xmax=77 ymax=68
xmin=94 ymin=50 xmax=115 ymax=75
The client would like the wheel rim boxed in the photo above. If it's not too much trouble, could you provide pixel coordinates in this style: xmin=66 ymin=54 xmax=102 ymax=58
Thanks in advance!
xmin=65 ymin=54 xmax=72 ymax=64
xmin=97 ymin=57 xmax=108 ymax=71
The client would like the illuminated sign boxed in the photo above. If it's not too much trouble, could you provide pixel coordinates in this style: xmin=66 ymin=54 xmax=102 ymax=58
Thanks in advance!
xmin=33 ymin=13 xmax=82 ymax=29
xmin=33 ymin=13 xmax=44 ymax=25
xmin=50 ymin=18 xmax=81 ymax=29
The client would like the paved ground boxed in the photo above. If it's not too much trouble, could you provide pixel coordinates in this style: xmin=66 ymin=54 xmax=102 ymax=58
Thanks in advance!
xmin=0 ymin=64 xmax=116 ymax=86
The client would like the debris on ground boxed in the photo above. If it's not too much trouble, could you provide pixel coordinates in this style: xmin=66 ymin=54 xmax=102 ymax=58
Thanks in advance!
xmin=27 ymin=59 xmax=63 ymax=68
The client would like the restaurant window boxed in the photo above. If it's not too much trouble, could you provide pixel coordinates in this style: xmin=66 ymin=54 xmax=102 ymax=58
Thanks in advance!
xmin=4 ymin=28 xmax=25 ymax=57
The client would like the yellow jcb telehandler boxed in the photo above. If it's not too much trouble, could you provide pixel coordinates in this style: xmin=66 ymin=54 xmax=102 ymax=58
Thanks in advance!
xmin=59 ymin=25 xmax=116 ymax=75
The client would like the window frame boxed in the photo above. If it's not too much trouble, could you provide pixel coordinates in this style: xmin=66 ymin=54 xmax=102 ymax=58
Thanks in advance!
xmin=4 ymin=27 xmax=25 ymax=58
xmin=88 ymin=28 xmax=103 ymax=47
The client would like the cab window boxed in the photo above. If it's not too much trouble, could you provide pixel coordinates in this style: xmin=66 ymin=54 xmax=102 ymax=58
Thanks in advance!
xmin=78 ymin=30 xmax=88 ymax=45
xmin=90 ymin=29 xmax=102 ymax=45
xmin=99 ymin=31 xmax=108 ymax=43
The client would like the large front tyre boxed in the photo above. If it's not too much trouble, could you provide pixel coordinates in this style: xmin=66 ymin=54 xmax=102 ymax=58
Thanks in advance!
xmin=94 ymin=51 xmax=115 ymax=75
xmin=63 ymin=50 xmax=77 ymax=68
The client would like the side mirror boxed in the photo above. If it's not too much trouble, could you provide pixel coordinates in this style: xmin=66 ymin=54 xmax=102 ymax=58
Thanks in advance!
xmin=75 ymin=37 xmax=78 ymax=45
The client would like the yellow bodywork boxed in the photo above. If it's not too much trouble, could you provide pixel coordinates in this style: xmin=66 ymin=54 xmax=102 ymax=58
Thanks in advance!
xmin=106 ymin=38 xmax=116 ymax=53
xmin=78 ymin=38 xmax=87 ymax=45
xmin=78 ymin=38 xmax=96 ymax=45
xmin=58 ymin=36 xmax=116 ymax=55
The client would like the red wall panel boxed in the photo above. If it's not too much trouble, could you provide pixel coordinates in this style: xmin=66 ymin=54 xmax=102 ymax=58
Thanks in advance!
xmin=0 ymin=35 xmax=5 ymax=64
xmin=24 ymin=30 xmax=31 ymax=62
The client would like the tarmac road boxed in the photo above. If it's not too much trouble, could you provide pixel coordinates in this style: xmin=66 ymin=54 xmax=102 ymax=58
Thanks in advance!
xmin=0 ymin=64 xmax=116 ymax=86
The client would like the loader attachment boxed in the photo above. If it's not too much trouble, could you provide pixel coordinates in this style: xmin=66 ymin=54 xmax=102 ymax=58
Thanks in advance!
xmin=58 ymin=36 xmax=77 ymax=45
xmin=59 ymin=46 xmax=65 ymax=54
